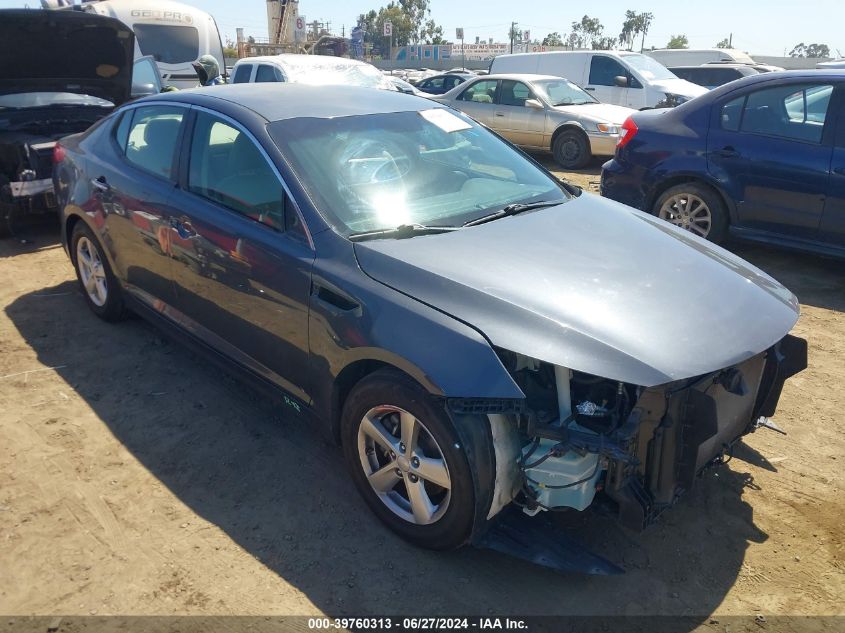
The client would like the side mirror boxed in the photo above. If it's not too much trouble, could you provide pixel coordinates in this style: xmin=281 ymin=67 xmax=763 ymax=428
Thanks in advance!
xmin=524 ymin=98 xmax=544 ymax=109
xmin=614 ymin=75 xmax=630 ymax=88
xmin=131 ymin=82 xmax=158 ymax=99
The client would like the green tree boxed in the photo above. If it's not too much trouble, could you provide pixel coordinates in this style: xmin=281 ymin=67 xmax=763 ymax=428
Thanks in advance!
xmin=619 ymin=10 xmax=636 ymax=50
xmin=422 ymin=19 xmax=447 ymax=45
xmin=666 ymin=34 xmax=689 ymax=49
xmin=398 ymin=0 xmax=431 ymax=44
xmin=715 ymin=38 xmax=730 ymax=48
xmin=620 ymin=10 xmax=653 ymax=51
xmin=807 ymin=43 xmax=830 ymax=58
xmin=592 ymin=36 xmax=617 ymax=50
xmin=357 ymin=1 xmax=445 ymax=53
xmin=542 ymin=32 xmax=563 ymax=46
xmin=569 ymin=15 xmax=604 ymax=49
xmin=790 ymin=42 xmax=829 ymax=58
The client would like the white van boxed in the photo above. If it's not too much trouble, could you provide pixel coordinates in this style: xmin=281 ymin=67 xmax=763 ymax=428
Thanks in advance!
xmin=70 ymin=0 xmax=225 ymax=89
xmin=647 ymin=48 xmax=757 ymax=67
xmin=489 ymin=51 xmax=706 ymax=109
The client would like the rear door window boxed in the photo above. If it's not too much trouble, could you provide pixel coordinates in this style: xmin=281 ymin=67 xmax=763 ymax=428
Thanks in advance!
xmin=232 ymin=64 xmax=254 ymax=83
xmin=187 ymin=111 xmax=287 ymax=231
xmin=123 ymin=105 xmax=184 ymax=181
xmin=741 ymin=83 xmax=833 ymax=143
xmin=588 ymin=56 xmax=628 ymax=86
xmin=458 ymin=79 xmax=498 ymax=103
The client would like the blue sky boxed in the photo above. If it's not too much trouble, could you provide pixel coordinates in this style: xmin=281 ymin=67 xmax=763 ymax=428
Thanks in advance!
xmin=2 ymin=0 xmax=843 ymax=57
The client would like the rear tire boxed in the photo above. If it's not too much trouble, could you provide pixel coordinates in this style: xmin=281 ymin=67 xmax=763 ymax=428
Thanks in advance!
xmin=71 ymin=222 xmax=127 ymax=322
xmin=553 ymin=129 xmax=591 ymax=170
xmin=652 ymin=182 xmax=728 ymax=243
xmin=341 ymin=369 xmax=482 ymax=550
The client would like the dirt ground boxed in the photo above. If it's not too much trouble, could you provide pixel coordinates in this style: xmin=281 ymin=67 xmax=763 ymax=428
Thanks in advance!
xmin=1 ymin=162 xmax=843 ymax=624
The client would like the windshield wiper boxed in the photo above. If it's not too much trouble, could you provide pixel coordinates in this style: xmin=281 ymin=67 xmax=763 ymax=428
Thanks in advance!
xmin=349 ymin=223 xmax=461 ymax=242
xmin=463 ymin=200 xmax=566 ymax=227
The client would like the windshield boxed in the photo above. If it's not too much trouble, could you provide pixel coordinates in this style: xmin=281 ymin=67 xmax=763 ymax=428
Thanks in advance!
xmin=268 ymin=109 xmax=566 ymax=236
xmin=621 ymin=54 xmax=677 ymax=81
xmin=533 ymin=78 xmax=596 ymax=106
xmin=0 ymin=92 xmax=113 ymax=109
xmin=134 ymin=24 xmax=199 ymax=65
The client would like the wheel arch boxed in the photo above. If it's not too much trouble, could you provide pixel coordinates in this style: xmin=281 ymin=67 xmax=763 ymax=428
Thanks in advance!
xmin=647 ymin=175 xmax=736 ymax=224
xmin=331 ymin=358 xmax=394 ymax=444
xmin=64 ymin=212 xmax=84 ymax=260
xmin=550 ymin=122 xmax=589 ymax=150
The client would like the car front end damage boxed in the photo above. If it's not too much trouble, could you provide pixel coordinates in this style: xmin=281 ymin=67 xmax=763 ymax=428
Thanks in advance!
xmin=0 ymin=129 xmax=65 ymax=232
xmin=457 ymin=333 xmax=806 ymax=547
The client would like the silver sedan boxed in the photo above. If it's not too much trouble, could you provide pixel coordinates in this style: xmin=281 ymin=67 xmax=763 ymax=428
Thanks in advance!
xmin=434 ymin=73 xmax=636 ymax=169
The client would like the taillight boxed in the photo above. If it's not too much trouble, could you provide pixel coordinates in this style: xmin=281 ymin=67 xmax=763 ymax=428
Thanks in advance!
xmin=53 ymin=143 xmax=66 ymax=164
xmin=617 ymin=116 xmax=639 ymax=149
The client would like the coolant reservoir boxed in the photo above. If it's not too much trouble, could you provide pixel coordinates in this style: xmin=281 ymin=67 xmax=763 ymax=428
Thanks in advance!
xmin=522 ymin=439 xmax=601 ymax=513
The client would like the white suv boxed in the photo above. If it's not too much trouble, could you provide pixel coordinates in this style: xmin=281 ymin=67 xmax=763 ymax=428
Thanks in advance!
xmin=230 ymin=54 xmax=395 ymax=90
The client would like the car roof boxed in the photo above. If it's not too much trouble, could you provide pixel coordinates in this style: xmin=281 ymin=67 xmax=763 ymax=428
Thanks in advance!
xmin=138 ymin=83 xmax=446 ymax=121
xmin=711 ymin=69 xmax=844 ymax=89
xmin=233 ymin=54 xmax=370 ymax=69
xmin=686 ymin=69 xmax=845 ymax=103
xmin=668 ymin=64 xmax=757 ymax=71
xmin=474 ymin=73 xmax=570 ymax=82
xmin=424 ymin=73 xmax=474 ymax=79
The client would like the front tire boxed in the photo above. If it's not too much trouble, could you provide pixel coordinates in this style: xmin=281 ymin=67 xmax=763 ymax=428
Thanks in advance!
xmin=652 ymin=182 xmax=728 ymax=243
xmin=552 ymin=129 xmax=591 ymax=169
xmin=341 ymin=369 xmax=480 ymax=550
xmin=71 ymin=222 xmax=127 ymax=321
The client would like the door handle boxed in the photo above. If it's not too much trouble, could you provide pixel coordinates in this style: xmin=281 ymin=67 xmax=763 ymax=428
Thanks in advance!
xmin=715 ymin=146 xmax=740 ymax=159
xmin=494 ymin=111 xmax=506 ymax=117
xmin=91 ymin=176 xmax=111 ymax=193
xmin=584 ymin=87 xmax=596 ymax=91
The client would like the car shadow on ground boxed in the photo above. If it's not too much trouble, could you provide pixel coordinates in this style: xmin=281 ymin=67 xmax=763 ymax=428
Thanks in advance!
xmin=7 ymin=278 xmax=769 ymax=624
xmin=730 ymin=242 xmax=845 ymax=313
xmin=0 ymin=220 xmax=62 ymax=257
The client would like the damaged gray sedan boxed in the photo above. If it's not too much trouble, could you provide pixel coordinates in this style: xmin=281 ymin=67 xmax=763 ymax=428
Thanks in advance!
xmin=56 ymin=85 xmax=806 ymax=560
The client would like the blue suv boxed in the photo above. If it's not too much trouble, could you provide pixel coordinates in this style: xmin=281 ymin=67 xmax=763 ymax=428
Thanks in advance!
xmin=601 ymin=71 xmax=845 ymax=257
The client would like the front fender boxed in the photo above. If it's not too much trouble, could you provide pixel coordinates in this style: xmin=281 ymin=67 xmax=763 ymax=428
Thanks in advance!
xmin=306 ymin=232 xmax=524 ymax=432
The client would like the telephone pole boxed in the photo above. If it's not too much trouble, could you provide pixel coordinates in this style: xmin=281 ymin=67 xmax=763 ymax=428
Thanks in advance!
xmin=510 ymin=21 xmax=517 ymax=54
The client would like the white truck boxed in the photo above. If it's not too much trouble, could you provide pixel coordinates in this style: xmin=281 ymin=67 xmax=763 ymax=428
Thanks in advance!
xmin=489 ymin=51 xmax=706 ymax=110
xmin=43 ymin=0 xmax=226 ymax=89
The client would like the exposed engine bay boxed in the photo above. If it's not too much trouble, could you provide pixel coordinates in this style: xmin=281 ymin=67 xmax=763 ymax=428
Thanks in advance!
xmin=484 ymin=335 xmax=807 ymax=530
xmin=1 ymin=106 xmax=109 ymax=234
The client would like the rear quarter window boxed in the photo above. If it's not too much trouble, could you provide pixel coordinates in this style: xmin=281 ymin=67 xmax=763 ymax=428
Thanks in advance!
xmin=113 ymin=111 xmax=133 ymax=151
xmin=720 ymin=96 xmax=745 ymax=131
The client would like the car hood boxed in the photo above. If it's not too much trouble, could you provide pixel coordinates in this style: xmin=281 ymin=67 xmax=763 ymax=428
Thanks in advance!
xmin=0 ymin=9 xmax=134 ymax=105
xmin=649 ymin=77 xmax=708 ymax=99
xmin=353 ymin=194 xmax=799 ymax=387
xmin=551 ymin=102 xmax=634 ymax=124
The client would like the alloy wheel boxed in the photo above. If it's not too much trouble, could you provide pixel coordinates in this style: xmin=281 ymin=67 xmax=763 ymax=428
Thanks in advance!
xmin=658 ymin=193 xmax=712 ymax=238
xmin=357 ymin=405 xmax=451 ymax=525
xmin=76 ymin=236 xmax=108 ymax=307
